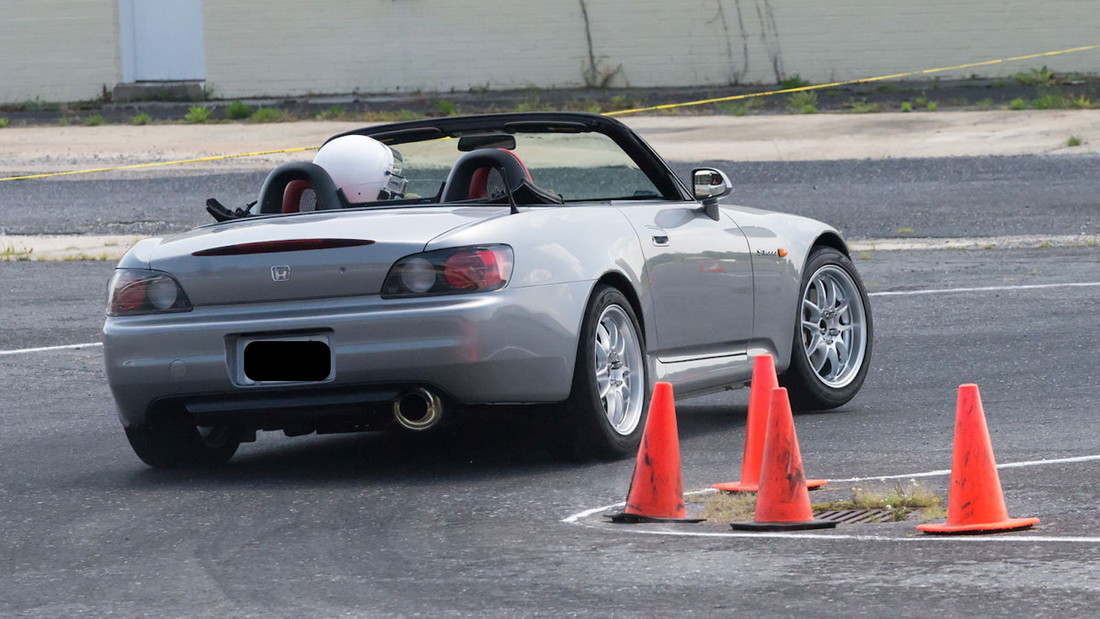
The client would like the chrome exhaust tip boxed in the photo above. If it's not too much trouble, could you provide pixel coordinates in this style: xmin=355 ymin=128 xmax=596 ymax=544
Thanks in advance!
xmin=392 ymin=387 xmax=444 ymax=431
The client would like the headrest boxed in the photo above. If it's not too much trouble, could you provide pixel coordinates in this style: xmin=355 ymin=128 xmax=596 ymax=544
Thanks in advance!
xmin=256 ymin=162 xmax=344 ymax=214
xmin=442 ymin=149 xmax=532 ymax=203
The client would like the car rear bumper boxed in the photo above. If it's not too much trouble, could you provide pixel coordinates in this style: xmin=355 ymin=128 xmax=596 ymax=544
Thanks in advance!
xmin=103 ymin=281 xmax=591 ymax=427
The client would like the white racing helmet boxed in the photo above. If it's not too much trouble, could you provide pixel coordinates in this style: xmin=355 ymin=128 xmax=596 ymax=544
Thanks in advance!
xmin=313 ymin=135 xmax=407 ymax=203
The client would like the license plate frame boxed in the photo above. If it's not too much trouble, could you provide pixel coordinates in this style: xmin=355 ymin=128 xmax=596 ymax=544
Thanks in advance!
xmin=235 ymin=335 xmax=335 ymax=386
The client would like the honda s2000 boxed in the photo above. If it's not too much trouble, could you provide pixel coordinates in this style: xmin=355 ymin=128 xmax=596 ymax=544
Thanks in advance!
xmin=103 ymin=112 xmax=872 ymax=467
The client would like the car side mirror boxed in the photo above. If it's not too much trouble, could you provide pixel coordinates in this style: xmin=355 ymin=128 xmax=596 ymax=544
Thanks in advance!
xmin=692 ymin=168 xmax=732 ymax=220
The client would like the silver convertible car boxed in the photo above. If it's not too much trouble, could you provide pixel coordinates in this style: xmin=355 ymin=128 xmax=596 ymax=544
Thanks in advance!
xmin=103 ymin=112 xmax=872 ymax=467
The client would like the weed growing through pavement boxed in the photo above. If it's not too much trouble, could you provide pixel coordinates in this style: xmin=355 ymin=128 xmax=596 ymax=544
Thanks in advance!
xmin=319 ymin=105 xmax=344 ymax=119
xmin=702 ymin=480 xmax=945 ymax=524
xmin=434 ymin=99 xmax=457 ymax=116
xmin=0 ymin=244 xmax=34 ymax=261
xmin=1067 ymin=136 xmax=1084 ymax=147
xmin=896 ymin=227 xmax=915 ymax=234
xmin=788 ymin=91 xmax=817 ymax=113
xmin=250 ymin=107 xmax=294 ymax=122
xmin=184 ymin=106 xmax=212 ymax=123
xmin=848 ymin=99 xmax=881 ymax=113
xmin=780 ymin=74 xmax=811 ymax=89
xmin=1015 ymin=65 xmax=1056 ymax=87
xmin=225 ymin=100 xmax=252 ymax=120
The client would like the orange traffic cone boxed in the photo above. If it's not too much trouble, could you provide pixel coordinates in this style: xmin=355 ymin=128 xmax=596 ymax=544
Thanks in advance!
xmin=730 ymin=388 xmax=837 ymax=531
xmin=713 ymin=355 xmax=826 ymax=493
xmin=607 ymin=382 xmax=703 ymax=523
xmin=917 ymin=384 xmax=1039 ymax=535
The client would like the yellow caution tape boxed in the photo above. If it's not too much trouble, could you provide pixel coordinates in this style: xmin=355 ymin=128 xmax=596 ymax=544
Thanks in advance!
xmin=2 ymin=44 xmax=1096 ymax=182
xmin=0 ymin=147 xmax=318 ymax=182
xmin=606 ymin=44 xmax=1100 ymax=116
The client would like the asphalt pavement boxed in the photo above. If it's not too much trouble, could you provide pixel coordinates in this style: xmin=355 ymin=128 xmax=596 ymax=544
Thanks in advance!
xmin=2 ymin=156 xmax=1100 ymax=617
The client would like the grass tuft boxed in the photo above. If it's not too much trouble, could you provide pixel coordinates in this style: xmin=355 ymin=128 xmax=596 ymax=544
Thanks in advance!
xmin=83 ymin=114 xmax=104 ymax=126
xmin=1067 ymin=135 xmax=1084 ymax=147
xmin=250 ymin=107 xmax=293 ymax=122
xmin=184 ymin=105 xmax=212 ymax=123
xmin=130 ymin=112 xmax=151 ymax=125
xmin=899 ymin=101 xmax=912 ymax=113
xmin=701 ymin=493 xmax=757 ymax=523
xmin=1015 ymin=65 xmax=1056 ymax=87
xmin=0 ymin=117 xmax=9 ymax=128
xmin=225 ymin=100 xmax=252 ymax=120
xmin=780 ymin=74 xmax=811 ymax=89
xmin=788 ymin=91 xmax=818 ymax=113
xmin=434 ymin=99 xmax=457 ymax=116
xmin=1009 ymin=97 xmax=1027 ymax=111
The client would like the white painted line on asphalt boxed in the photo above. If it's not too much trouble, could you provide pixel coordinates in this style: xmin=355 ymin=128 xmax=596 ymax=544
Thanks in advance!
xmin=830 ymin=454 xmax=1100 ymax=483
xmin=869 ymin=281 xmax=1100 ymax=297
xmin=564 ymin=453 xmax=1100 ymax=542
xmin=0 ymin=342 xmax=103 ymax=356
xmin=582 ymin=526 xmax=1100 ymax=544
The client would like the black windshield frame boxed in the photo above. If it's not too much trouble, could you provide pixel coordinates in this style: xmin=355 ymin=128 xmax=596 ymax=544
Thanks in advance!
xmin=325 ymin=112 xmax=693 ymax=203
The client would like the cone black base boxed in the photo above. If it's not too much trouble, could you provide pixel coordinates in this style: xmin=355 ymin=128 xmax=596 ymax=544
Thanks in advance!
xmin=729 ymin=519 xmax=838 ymax=532
xmin=605 ymin=512 xmax=706 ymax=524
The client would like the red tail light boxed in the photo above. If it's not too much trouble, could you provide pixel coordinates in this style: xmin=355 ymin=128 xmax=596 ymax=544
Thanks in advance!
xmin=444 ymin=249 xmax=505 ymax=290
xmin=382 ymin=245 xmax=513 ymax=298
xmin=107 ymin=269 xmax=193 ymax=316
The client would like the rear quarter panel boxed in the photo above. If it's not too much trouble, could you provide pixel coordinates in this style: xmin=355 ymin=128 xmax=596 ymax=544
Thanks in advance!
xmin=425 ymin=204 xmax=655 ymax=349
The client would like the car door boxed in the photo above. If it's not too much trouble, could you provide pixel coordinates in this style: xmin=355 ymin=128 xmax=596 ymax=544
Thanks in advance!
xmin=614 ymin=200 xmax=754 ymax=361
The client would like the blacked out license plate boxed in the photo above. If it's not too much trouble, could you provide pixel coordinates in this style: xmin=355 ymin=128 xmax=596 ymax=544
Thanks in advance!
xmin=241 ymin=338 xmax=332 ymax=383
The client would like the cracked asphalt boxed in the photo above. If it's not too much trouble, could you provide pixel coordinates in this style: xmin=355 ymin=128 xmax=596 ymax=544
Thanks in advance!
xmin=1 ymin=155 xmax=1099 ymax=617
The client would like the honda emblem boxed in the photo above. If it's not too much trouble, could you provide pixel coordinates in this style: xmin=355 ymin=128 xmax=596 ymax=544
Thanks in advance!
xmin=271 ymin=265 xmax=291 ymax=282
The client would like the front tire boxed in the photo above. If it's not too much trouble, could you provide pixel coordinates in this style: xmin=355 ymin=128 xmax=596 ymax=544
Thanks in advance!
xmin=554 ymin=284 xmax=650 ymax=460
xmin=125 ymin=423 xmax=242 ymax=469
xmin=781 ymin=246 xmax=873 ymax=410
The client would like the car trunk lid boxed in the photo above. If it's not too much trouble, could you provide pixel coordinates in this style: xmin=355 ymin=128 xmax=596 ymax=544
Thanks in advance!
xmin=148 ymin=207 xmax=505 ymax=305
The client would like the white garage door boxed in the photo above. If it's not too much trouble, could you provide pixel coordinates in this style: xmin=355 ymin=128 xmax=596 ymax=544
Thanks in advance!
xmin=120 ymin=0 xmax=206 ymax=81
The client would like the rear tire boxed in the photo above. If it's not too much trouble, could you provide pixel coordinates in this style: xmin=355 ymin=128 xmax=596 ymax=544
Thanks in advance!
xmin=781 ymin=246 xmax=873 ymax=410
xmin=552 ymin=284 xmax=650 ymax=460
xmin=125 ymin=423 xmax=242 ymax=469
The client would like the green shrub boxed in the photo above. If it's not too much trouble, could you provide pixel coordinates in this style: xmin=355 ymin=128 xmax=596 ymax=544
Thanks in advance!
xmin=779 ymin=74 xmax=811 ymax=89
xmin=225 ymin=100 xmax=252 ymax=120
xmin=250 ymin=107 xmax=290 ymax=122
xmin=799 ymin=104 xmax=817 ymax=114
xmin=83 ymin=114 xmax=104 ymax=126
xmin=900 ymin=101 xmax=912 ymax=113
xmin=434 ymin=99 xmax=457 ymax=116
xmin=321 ymin=105 xmax=344 ymax=119
xmin=0 ymin=117 xmax=9 ymax=128
xmin=1015 ymin=66 xmax=1056 ymax=86
xmin=926 ymin=101 xmax=938 ymax=112
xmin=184 ymin=105 xmax=212 ymax=123
xmin=131 ymin=112 xmax=152 ymax=125
xmin=1067 ymin=136 xmax=1083 ymax=147
xmin=1009 ymin=97 xmax=1027 ymax=110
xmin=849 ymin=100 xmax=881 ymax=113
xmin=788 ymin=91 xmax=818 ymax=111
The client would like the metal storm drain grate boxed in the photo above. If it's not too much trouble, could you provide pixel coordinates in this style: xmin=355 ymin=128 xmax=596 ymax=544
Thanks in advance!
xmin=813 ymin=508 xmax=895 ymax=524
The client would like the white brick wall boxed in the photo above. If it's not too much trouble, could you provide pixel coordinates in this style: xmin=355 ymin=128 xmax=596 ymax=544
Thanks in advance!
xmin=0 ymin=0 xmax=120 ymax=104
xmin=1 ymin=1 xmax=1098 ymax=102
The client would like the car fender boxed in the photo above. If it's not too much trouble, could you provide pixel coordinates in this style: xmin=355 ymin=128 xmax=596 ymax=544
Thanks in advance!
xmin=722 ymin=203 xmax=850 ymax=373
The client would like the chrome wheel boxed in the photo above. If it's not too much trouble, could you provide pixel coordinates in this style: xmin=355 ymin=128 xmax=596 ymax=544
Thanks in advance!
xmin=800 ymin=265 xmax=868 ymax=388
xmin=594 ymin=304 xmax=645 ymax=436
